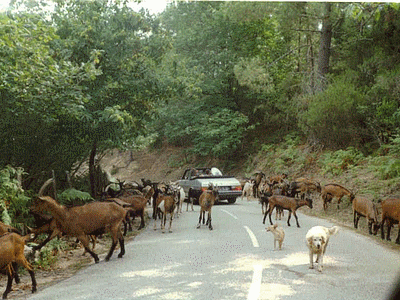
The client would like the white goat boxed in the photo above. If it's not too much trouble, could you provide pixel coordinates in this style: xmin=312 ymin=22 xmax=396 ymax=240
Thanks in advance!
xmin=242 ymin=180 xmax=254 ymax=201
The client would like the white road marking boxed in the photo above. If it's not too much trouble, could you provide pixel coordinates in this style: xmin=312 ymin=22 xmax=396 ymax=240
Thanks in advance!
xmin=244 ymin=226 xmax=259 ymax=248
xmin=220 ymin=209 xmax=238 ymax=219
xmin=247 ymin=264 xmax=263 ymax=300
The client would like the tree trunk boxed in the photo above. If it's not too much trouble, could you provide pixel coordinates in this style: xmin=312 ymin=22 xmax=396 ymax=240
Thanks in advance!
xmin=89 ymin=140 xmax=97 ymax=197
xmin=317 ymin=2 xmax=332 ymax=90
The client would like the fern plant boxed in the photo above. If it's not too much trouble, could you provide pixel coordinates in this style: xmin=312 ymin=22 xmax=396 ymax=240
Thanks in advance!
xmin=58 ymin=188 xmax=93 ymax=206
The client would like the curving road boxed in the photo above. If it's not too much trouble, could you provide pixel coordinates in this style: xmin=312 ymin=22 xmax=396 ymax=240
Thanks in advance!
xmin=28 ymin=200 xmax=400 ymax=300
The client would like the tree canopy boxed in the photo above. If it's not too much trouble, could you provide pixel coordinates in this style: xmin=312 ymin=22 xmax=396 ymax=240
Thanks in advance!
xmin=1 ymin=0 xmax=400 ymax=194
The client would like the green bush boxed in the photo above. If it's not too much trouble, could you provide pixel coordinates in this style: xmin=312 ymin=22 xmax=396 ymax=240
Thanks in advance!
xmin=298 ymin=78 xmax=367 ymax=149
xmin=0 ymin=166 xmax=31 ymax=229
xmin=320 ymin=147 xmax=365 ymax=176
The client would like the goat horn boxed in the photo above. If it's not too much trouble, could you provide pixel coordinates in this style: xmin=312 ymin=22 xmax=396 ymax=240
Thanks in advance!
xmin=38 ymin=178 xmax=54 ymax=197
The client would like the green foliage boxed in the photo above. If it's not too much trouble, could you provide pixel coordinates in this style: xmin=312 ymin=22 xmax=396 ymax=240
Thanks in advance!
xmin=192 ymin=109 xmax=250 ymax=158
xmin=320 ymin=147 xmax=365 ymax=176
xmin=298 ymin=78 xmax=368 ymax=149
xmin=0 ymin=166 xmax=30 ymax=228
xmin=153 ymin=102 xmax=251 ymax=158
xmin=57 ymin=188 xmax=93 ymax=206
xmin=33 ymin=238 xmax=69 ymax=270
xmin=255 ymin=134 xmax=306 ymax=175
xmin=0 ymin=1 xmax=165 ymax=190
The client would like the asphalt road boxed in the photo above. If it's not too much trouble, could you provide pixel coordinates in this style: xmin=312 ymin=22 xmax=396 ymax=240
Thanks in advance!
xmin=28 ymin=200 xmax=400 ymax=300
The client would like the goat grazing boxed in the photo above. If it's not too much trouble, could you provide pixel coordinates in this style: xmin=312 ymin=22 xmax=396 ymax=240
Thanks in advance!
xmin=197 ymin=185 xmax=218 ymax=230
xmin=263 ymin=195 xmax=313 ymax=228
xmin=0 ymin=233 xmax=37 ymax=299
xmin=321 ymin=183 xmax=355 ymax=210
xmin=33 ymin=196 xmax=127 ymax=263
xmin=352 ymin=197 xmax=380 ymax=235
xmin=380 ymin=198 xmax=400 ymax=244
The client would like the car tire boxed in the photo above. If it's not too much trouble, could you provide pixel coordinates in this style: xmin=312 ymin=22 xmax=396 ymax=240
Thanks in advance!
xmin=228 ymin=198 xmax=237 ymax=204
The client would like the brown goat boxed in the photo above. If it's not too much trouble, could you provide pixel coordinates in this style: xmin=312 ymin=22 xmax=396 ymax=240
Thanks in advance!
xmin=268 ymin=173 xmax=288 ymax=185
xmin=154 ymin=193 xmax=177 ymax=233
xmin=288 ymin=178 xmax=321 ymax=200
xmin=197 ymin=187 xmax=218 ymax=230
xmin=352 ymin=197 xmax=380 ymax=235
xmin=380 ymin=198 xmax=400 ymax=244
xmin=28 ymin=218 xmax=97 ymax=255
xmin=33 ymin=196 xmax=127 ymax=263
xmin=263 ymin=195 xmax=313 ymax=228
xmin=321 ymin=183 xmax=355 ymax=210
xmin=252 ymin=171 xmax=265 ymax=199
xmin=0 ymin=233 xmax=37 ymax=299
xmin=110 ymin=185 xmax=154 ymax=231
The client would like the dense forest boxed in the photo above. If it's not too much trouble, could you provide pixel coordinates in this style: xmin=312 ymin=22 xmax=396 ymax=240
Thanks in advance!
xmin=1 ymin=1 xmax=400 ymax=227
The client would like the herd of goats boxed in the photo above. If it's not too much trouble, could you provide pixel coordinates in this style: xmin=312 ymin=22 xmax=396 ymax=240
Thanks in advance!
xmin=0 ymin=171 xmax=400 ymax=299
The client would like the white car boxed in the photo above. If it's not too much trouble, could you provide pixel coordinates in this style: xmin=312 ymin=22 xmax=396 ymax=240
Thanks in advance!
xmin=178 ymin=167 xmax=242 ymax=204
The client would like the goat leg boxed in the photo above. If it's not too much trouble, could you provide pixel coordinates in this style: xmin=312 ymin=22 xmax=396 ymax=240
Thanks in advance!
xmin=208 ymin=211 xmax=213 ymax=230
xmin=353 ymin=212 xmax=358 ymax=228
xmin=287 ymin=211 xmax=292 ymax=227
xmin=262 ymin=209 xmax=268 ymax=224
xmin=337 ymin=196 xmax=342 ymax=209
xmin=3 ymin=270 xmax=13 ymax=299
xmin=161 ymin=213 xmax=166 ymax=233
xmin=138 ymin=213 xmax=145 ymax=230
xmin=28 ymin=269 xmax=37 ymax=294
xmin=387 ymin=222 xmax=392 ymax=241
xmin=117 ymin=237 xmax=125 ymax=258
xmin=197 ymin=210 xmax=202 ymax=229
xmin=168 ymin=214 xmax=173 ymax=233
xmin=368 ymin=220 xmax=373 ymax=235
xmin=78 ymin=235 xmax=99 ymax=263
xmin=105 ymin=241 xmax=118 ymax=261
xmin=12 ymin=262 xmax=20 ymax=284
xmin=293 ymin=211 xmax=301 ymax=227
xmin=268 ymin=208 xmax=274 ymax=226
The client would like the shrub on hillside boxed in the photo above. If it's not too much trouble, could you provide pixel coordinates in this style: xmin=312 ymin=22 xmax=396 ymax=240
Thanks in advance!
xmin=298 ymin=79 xmax=368 ymax=149
xmin=320 ymin=147 xmax=364 ymax=176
